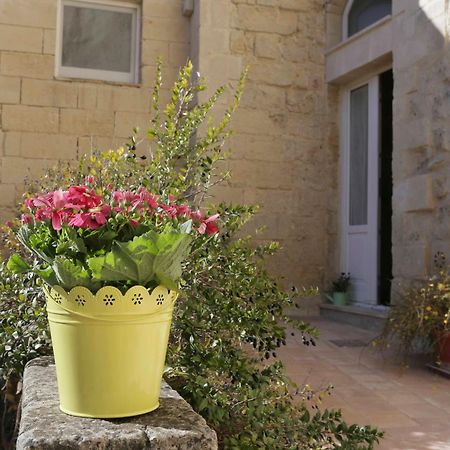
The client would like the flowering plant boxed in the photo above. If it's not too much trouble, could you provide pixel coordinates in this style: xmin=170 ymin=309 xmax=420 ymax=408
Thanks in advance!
xmin=331 ymin=272 xmax=351 ymax=293
xmin=7 ymin=182 xmax=219 ymax=292
xmin=376 ymin=269 xmax=450 ymax=355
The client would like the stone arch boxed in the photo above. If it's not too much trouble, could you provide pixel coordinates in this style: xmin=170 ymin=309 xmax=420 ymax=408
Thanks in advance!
xmin=325 ymin=0 xmax=349 ymax=48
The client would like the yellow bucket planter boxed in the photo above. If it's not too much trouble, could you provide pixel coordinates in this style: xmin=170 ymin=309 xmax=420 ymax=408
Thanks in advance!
xmin=44 ymin=284 xmax=178 ymax=418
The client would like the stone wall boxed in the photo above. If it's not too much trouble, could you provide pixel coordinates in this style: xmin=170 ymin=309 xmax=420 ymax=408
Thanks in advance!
xmin=391 ymin=0 xmax=450 ymax=283
xmin=325 ymin=0 xmax=450 ymax=293
xmin=0 ymin=0 xmax=189 ymax=221
xmin=192 ymin=0 xmax=332 ymax=288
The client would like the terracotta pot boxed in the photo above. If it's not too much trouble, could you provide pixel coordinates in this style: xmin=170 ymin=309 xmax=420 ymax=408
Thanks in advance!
xmin=436 ymin=332 xmax=450 ymax=364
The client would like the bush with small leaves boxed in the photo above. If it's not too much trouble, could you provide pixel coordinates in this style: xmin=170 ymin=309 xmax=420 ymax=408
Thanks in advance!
xmin=0 ymin=60 xmax=383 ymax=449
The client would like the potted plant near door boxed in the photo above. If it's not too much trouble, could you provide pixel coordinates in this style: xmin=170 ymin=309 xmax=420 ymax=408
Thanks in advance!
xmin=376 ymin=268 xmax=450 ymax=364
xmin=7 ymin=181 xmax=219 ymax=418
xmin=326 ymin=273 xmax=351 ymax=306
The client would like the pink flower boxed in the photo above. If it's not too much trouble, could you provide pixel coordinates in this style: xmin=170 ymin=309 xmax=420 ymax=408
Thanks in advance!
xmin=160 ymin=204 xmax=178 ymax=218
xmin=137 ymin=188 xmax=158 ymax=209
xmin=198 ymin=214 xmax=220 ymax=235
xmin=21 ymin=214 xmax=33 ymax=224
xmin=68 ymin=205 xmax=111 ymax=230
xmin=66 ymin=186 xmax=102 ymax=209
xmin=28 ymin=190 xmax=70 ymax=230
xmin=190 ymin=209 xmax=204 ymax=222
xmin=175 ymin=204 xmax=191 ymax=217
xmin=84 ymin=175 xmax=95 ymax=185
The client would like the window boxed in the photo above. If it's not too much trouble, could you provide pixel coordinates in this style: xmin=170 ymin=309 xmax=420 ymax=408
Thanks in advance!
xmin=56 ymin=0 xmax=140 ymax=83
xmin=344 ymin=0 xmax=392 ymax=38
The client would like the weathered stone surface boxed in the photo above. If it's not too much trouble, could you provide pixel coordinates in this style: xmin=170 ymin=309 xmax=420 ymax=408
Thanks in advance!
xmin=17 ymin=357 xmax=217 ymax=450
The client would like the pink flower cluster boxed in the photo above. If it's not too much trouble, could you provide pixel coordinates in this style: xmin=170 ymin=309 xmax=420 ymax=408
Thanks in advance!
xmin=23 ymin=185 xmax=219 ymax=235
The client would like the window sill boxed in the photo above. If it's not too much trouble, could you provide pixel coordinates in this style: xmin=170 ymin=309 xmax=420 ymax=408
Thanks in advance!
xmin=54 ymin=75 xmax=142 ymax=88
xmin=326 ymin=15 xmax=392 ymax=56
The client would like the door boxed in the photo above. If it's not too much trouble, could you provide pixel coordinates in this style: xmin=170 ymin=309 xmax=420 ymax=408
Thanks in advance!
xmin=341 ymin=77 xmax=379 ymax=305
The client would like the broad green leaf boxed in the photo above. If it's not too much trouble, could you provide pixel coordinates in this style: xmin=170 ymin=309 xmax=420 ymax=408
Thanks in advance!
xmin=7 ymin=254 xmax=31 ymax=274
xmin=34 ymin=266 xmax=58 ymax=286
xmin=52 ymin=256 xmax=99 ymax=291
xmin=86 ymin=229 xmax=192 ymax=288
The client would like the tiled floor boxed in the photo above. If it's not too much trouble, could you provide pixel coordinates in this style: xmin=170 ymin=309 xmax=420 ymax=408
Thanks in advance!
xmin=278 ymin=318 xmax=450 ymax=450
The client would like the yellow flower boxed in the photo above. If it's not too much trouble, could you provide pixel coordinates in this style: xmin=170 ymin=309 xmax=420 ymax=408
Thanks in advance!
xmin=426 ymin=306 xmax=432 ymax=311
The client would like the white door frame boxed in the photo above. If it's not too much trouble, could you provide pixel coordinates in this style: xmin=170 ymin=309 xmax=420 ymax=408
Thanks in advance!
xmin=339 ymin=74 xmax=380 ymax=305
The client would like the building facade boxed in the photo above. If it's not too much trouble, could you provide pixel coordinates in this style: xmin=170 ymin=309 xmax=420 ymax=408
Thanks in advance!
xmin=0 ymin=0 xmax=448 ymax=307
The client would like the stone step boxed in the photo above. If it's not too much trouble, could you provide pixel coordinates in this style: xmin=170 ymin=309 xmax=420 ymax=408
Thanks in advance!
xmin=319 ymin=303 xmax=389 ymax=333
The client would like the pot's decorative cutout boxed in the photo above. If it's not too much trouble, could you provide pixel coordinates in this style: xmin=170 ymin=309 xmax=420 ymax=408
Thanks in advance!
xmin=45 ymin=285 xmax=178 ymax=318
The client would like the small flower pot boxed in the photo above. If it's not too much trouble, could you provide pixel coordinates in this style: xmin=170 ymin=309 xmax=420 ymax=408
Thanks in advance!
xmin=44 ymin=284 xmax=177 ymax=418
xmin=332 ymin=292 xmax=348 ymax=306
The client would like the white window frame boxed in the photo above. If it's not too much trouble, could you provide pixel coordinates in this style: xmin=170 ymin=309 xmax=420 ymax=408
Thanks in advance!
xmin=342 ymin=0 xmax=391 ymax=41
xmin=56 ymin=0 xmax=141 ymax=84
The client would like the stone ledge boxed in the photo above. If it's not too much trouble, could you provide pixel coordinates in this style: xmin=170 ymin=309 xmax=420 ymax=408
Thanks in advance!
xmin=17 ymin=357 xmax=218 ymax=450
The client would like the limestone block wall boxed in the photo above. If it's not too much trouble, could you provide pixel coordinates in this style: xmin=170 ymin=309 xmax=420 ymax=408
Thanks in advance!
xmin=0 ymin=0 xmax=190 ymax=221
xmin=325 ymin=0 xmax=450 ymax=291
xmin=391 ymin=0 xmax=450 ymax=283
xmin=192 ymin=0 xmax=332 ymax=288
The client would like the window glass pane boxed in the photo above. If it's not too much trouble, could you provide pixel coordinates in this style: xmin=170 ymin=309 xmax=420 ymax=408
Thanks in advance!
xmin=349 ymin=85 xmax=368 ymax=226
xmin=348 ymin=0 xmax=392 ymax=37
xmin=62 ymin=4 xmax=133 ymax=73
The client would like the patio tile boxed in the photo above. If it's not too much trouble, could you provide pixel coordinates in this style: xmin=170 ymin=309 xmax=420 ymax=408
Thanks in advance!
xmin=280 ymin=318 xmax=450 ymax=449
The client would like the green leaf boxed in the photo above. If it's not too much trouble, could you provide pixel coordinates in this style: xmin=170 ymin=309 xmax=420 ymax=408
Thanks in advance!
xmin=34 ymin=266 xmax=58 ymax=286
xmin=87 ymin=229 xmax=192 ymax=289
xmin=7 ymin=254 xmax=31 ymax=274
xmin=179 ymin=219 xmax=193 ymax=234
xmin=52 ymin=256 xmax=99 ymax=291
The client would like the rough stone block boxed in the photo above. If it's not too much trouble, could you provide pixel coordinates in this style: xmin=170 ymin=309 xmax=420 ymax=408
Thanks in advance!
xmin=60 ymin=109 xmax=114 ymax=136
xmin=394 ymin=118 xmax=431 ymax=151
xmin=394 ymin=174 xmax=435 ymax=212
xmin=210 ymin=0 xmax=232 ymax=28
xmin=0 ymin=0 xmax=57 ymax=28
xmin=393 ymin=243 xmax=431 ymax=279
xmin=20 ymin=133 xmax=78 ymax=160
xmin=142 ymin=0 xmax=183 ymax=18
xmin=114 ymin=111 xmax=149 ymax=138
xmin=78 ymin=136 xmax=120 ymax=154
xmin=233 ymin=5 xmax=298 ymax=34
xmin=77 ymin=84 xmax=98 ymax=110
xmin=0 ymin=156 xmax=54 ymax=184
xmin=4 ymin=132 xmax=21 ymax=156
xmin=97 ymin=86 xmax=151 ymax=113
xmin=240 ymin=83 xmax=286 ymax=110
xmin=230 ymin=30 xmax=254 ymax=54
xmin=2 ymin=105 xmax=59 ymax=133
xmin=1 ymin=53 xmax=54 ymax=79
xmin=248 ymin=60 xmax=298 ymax=86
xmin=142 ymin=17 xmax=189 ymax=42
xmin=169 ymin=42 xmax=190 ymax=66
xmin=280 ymin=36 xmax=308 ymax=63
xmin=142 ymin=39 xmax=169 ymax=65
xmin=17 ymin=357 xmax=218 ymax=450
xmin=0 ymin=75 xmax=21 ymax=104
xmin=43 ymin=29 xmax=56 ymax=54
xmin=0 ymin=24 xmax=43 ymax=53
xmin=22 ymin=79 xmax=78 ymax=108
xmin=254 ymin=33 xmax=280 ymax=58
xmin=0 ymin=183 xmax=16 ymax=206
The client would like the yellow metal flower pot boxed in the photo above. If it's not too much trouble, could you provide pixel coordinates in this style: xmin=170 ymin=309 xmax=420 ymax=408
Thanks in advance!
xmin=44 ymin=284 xmax=178 ymax=418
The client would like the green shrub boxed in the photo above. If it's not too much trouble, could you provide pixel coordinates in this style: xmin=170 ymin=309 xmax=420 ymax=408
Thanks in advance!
xmin=0 ymin=60 xmax=383 ymax=449
xmin=376 ymin=268 xmax=450 ymax=357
